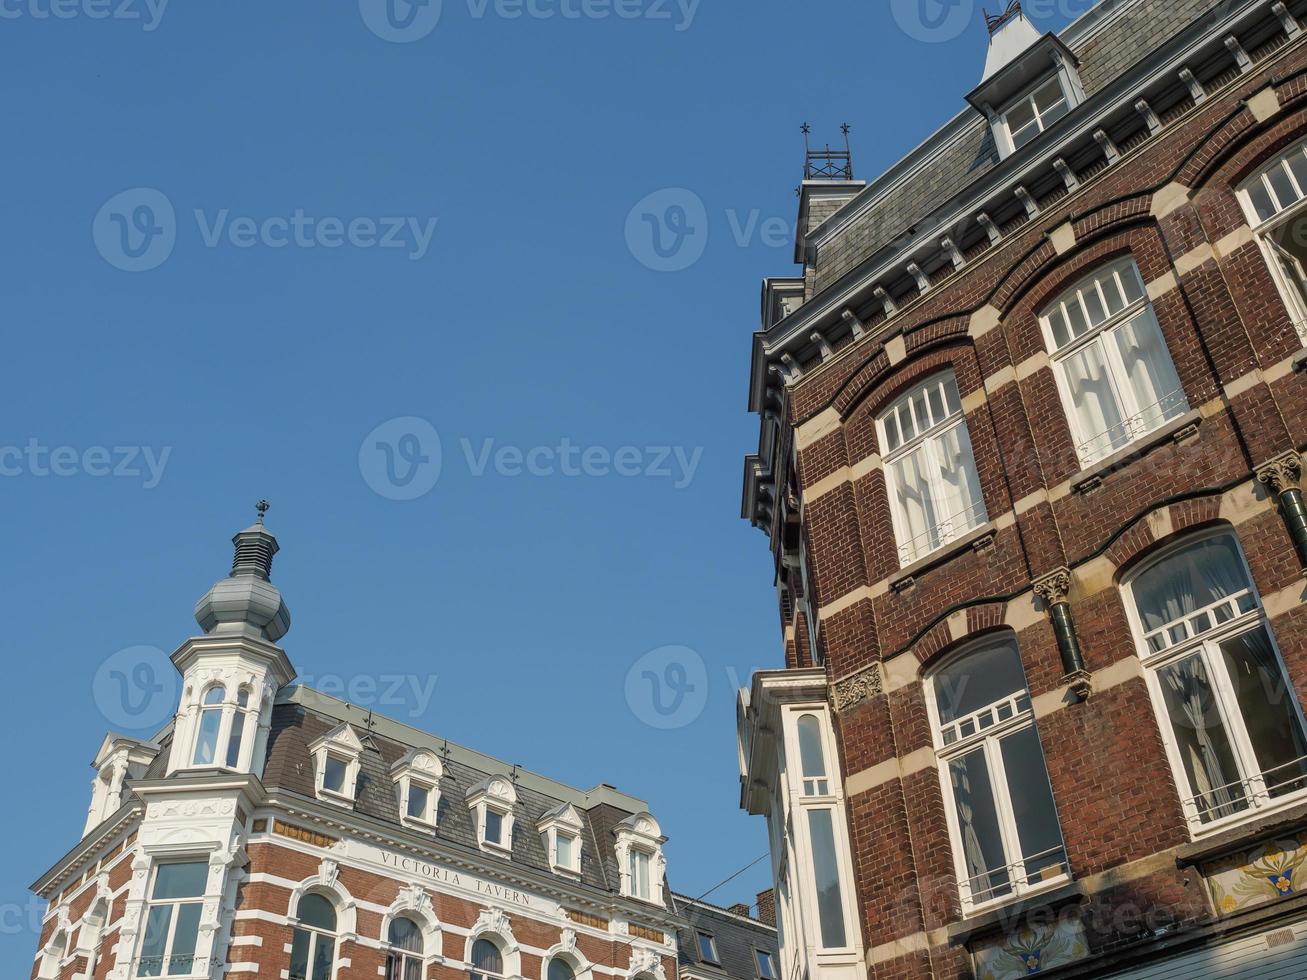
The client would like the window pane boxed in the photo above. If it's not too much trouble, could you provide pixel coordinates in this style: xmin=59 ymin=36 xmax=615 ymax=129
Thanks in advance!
xmin=756 ymin=950 xmax=776 ymax=979
xmin=806 ymin=809 xmax=847 ymax=948
xmin=153 ymin=863 xmax=207 ymax=901
xmin=1032 ymin=78 xmax=1064 ymax=113
xmin=1040 ymin=95 xmax=1070 ymax=129
xmin=137 ymin=905 xmax=172 ymax=978
xmin=796 ymin=714 xmax=827 ymax=779
xmin=883 ymin=412 xmax=901 ymax=452
xmin=1157 ymin=653 xmax=1248 ymax=822
xmin=1288 ymin=151 xmax=1307 ymax=201
xmin=999 ymin=727 xmax=1066 ymax=884
xmin=1065 ymin=296 xmax=1089 ymax=338
xmin=1250 ymin=180 xmax=1277 ymax=223
xmin=311 ymin=932 xmax=334 ymax=980
xmin=167 ymin=903 xmax=201 ymax=975
xmin=1110 ymin=308 xmax=1186 ymax=427
xmin=1269 ymin=163 xmax=1298 ymax=212
xmin=1011 ymin=120 xmax=1041 ymax=149
xmin=290 ymin=929 xmax=311 ymax=980
xmin=403 ymin=956 xmax=421 ymax=980
xmin=556 ymin=833 xmax=574 ymax=867
xmin=485 ymin=808 xmax=502 ymax=844
xmin=947 ymin=748 xmax=1012 ymax=903
xmin=389 ymin=916 xmax=423 ymax=953
xmin=203 ymin=685 xmax=225 ymax=706
xmin=1082 ymin=282 xmax=1107 ymax=325
xmin=933 ymin=424 xmax=986 ymax=531
xmin=1007 ymin=98 xmax=1036 ymax=134
xmin=297 ymin=894 xmax=337 ymax=932
xmin=1061 ymin=340 xmax=1127 ymax=460
xmin=323 ymin=757 xmax=347 ymax=793
xmin=1133 ymin=535 xmax=1250 ymax=633
xmin=1221 ymin=626 xmax=1307 ymax=796
xmin=192 ymin=709 xmax=221 ymax=766
xmin=1048 ymin=308 xmax=1070 ymax=348
xmin=225 ymin=713 xmax=245 ymax=768
xmin=942 ymin=375 xmax=962 ymax=416
xmin=891 ymin=447 xmax=938 ymax=558
xmin=935 ymin=639 xmax=1028 ymax=725
xmin=407 ymin=784 xmax=428 ymax=819
xmin=698 ymin=933 xmax=718 ymax=962
xmin=549 ymin=960 xmax=577 ymax=980
xmin=472 ymin=939 xmax=503 ymax=974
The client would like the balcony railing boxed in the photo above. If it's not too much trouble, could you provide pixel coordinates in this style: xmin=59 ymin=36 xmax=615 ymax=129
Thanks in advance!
xmin=1075 ymin=389 xmax=1188 ymax=466
xmin=897 ymin=499 xmax=988 ymax=567
xmin=961 ymin=844 xmax=1070 ymax=909
xmin=1185 ymin=753 xmax=1307 ymax=829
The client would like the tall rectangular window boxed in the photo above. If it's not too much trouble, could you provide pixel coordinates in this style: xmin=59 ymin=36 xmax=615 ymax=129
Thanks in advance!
xmin=929 ymin=637 xmax=1068 ymax=913
xmin=629 ymin=848 xmax=651 ymax=899
xmin=137 ymin=862 xmax=206 ymax=977
xmin=1239 ymin=141 xmax=1307 ymax=348
xmin=1126 ymin=532 xmax=1307 ymax=832
xmin=878 ymin=373 xmax=988 ymax=567
xmin=1040 ymin=258 xmax=1188 ymax=467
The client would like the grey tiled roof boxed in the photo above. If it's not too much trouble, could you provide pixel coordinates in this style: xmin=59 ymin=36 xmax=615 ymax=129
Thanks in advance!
xmin=262 ymin=701 xmax=657 ymax=900
xmin=813 ymin=0 xmax=1229 ymax=288
xmin=673 ymin=896 xmax=777 ymax=980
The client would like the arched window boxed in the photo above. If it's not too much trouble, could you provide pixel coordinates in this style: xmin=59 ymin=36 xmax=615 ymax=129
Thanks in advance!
xmin=1238 ymin=139 xmax=1307 ymax=347
xmin=547 ymin=959 xmax=576 ymax=980
xmin=1125 ymin=531 xmax=1307 ymax=831
xmin=290 ymin=894 xmax=336 ymax=980
xmin=928 ymin=636 xmax=1068 ymax=912
xmin=1039 ymin=257 xmax=1187 ymax=467
xmin=385 ymin=916 xmax=424 ymax=980
xmin=470 ymin=938 xmax=504 ymax=980
xmin=225 ymin=688 xmax=251 ymax=768
xmin=877 ymin=372 xmax=987 ymax=566
xmin=796 ymin=714 xmax=829 ymax=797
xmin=191 ymin=685 xmax=226 ymax=766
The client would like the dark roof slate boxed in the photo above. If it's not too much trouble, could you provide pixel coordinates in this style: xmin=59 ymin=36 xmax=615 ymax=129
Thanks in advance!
xmin=673 ymin=896 xmax=777 ymax=980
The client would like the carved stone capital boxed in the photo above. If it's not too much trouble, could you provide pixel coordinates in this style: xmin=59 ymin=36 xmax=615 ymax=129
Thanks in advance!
xmin=1258 ymin=451 xmax=1303 ymax=495
xmin=1033 ymin=567 xmax=1072 ymax=608
xmin=831 ymin=663 xmax=884 ymax=712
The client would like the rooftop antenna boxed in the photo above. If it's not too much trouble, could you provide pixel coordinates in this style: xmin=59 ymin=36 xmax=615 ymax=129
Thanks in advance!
xmin=984 ymin=0 xmax=1024 ymax=36
xmin=803 ymin=122 xmax=855 ymax=181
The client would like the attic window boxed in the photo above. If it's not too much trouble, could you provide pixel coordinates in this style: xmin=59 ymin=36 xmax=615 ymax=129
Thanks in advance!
xmin=613 ymin=811 xmax=665 ymax=904
xmin=466 ymin=776 xmax=517 ymax=855
xmin=538 ymin=803 xmax=584 ymax=877
xmin=308 ymin=724 xmax=364 ymax=808
xmin=1004 ymin=75 xmax=1070 ymax=150
xmin=392 ymin=749 xmax=443 ymax=831
xmin=697 ymin=932 xmax=719 ymax=964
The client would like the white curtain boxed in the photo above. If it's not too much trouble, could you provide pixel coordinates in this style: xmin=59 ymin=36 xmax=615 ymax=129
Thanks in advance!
xmin=892 ymin=448 xmax=936 ymax=558
xmin=935 ymin=425 xmax=986 ymax=533
xmin=1160 ymin=655 xmax=1245 ymax=822
xmin=1111 ymin=308 xmax=1185 ymax=429
xmin=1062 ymin=341 xmax=1124 ymax=459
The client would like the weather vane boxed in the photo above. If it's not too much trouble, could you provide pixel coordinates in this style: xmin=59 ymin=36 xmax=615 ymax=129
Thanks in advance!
xmin=256 ymin=499 xmax=271 ymax=524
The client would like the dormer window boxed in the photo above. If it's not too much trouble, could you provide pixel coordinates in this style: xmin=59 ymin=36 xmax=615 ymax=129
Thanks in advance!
xmin=308 ymin=724 xmax=364 ymax=807
xmin=1003 ymin=75 xmax=1070 ymax=151
xmin=538 ymin=803 xmax=584 ymax=876
xmin=613 ymin=812 xmax=665 ymax=905
xmin=466 ymin=775 xmax=517 ymax=854
xmin=391 ymin=750 xmax=442 ymax=831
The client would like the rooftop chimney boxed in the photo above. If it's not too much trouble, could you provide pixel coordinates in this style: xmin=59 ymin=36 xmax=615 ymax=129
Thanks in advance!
xmin=756 ymin=888 xmax=776 ymax=927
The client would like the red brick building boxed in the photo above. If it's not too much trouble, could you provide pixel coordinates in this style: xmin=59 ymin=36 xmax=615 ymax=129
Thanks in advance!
xmin=28 ymin=514 xmax=776 ymax=980
xmin=736 ymin=1 xmax=1307 ymax=977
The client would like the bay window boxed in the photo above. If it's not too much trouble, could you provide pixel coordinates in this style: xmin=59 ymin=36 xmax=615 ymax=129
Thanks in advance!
xmin=928 ymin=636 xmax=1068 ymax=913
xmin=1238 ymin=140 xmax=1307 ymax=347
xmin=1125 ymin=531 xmax=1307 ymax=832
xmin=879 ymin=372 xmax=988 ymax=567
xmin=190 ymin=684 xmax=255 ymax=770
xmin=1040 ymin=258 xmax=1188 ymax=467
xmin=137 ymin=862 xmax=206 ymax=977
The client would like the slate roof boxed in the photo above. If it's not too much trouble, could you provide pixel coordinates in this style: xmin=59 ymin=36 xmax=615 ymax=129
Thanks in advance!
xmin=260 ymin=687 xmax=668 ymax=905
xmin=812 ymin=0 xmax=1231 ymax=289
xmin=673 ymin=895 xmax=777 ymax=980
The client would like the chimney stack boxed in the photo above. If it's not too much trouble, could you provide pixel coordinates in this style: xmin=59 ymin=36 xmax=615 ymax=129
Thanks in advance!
xmin=756 ymin=889 xmax=776 ymax=927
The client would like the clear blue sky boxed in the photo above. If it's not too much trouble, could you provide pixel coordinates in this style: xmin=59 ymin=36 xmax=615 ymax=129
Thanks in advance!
xmin=0 ymin=0 xmax=1077 ymax=969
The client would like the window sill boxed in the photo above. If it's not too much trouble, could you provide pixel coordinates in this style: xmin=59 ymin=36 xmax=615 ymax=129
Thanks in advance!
xmin=401 ymin=815 xmax=437 ymax=833
xmin=890 ymin=522 xmax=996 ymax=592
xmin=317 ymin=788 xmax=356 ymax=809
xmin=1174 ymin=799 xmax=1307 ymax=868
xmin=1070 ymin=409 xmax=1202 ymax=495
xmin=946 ymin=878 xmax=1083 ymax=946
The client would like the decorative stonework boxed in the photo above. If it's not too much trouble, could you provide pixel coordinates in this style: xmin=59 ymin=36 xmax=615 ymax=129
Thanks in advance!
xmin=318 ymin=858 xmax=339 ymax=888
xmin=973 ymin=915 xmax=1090 ymax=979
xmin=1033 ymin=566 xmax=1072 ymax=607
xmin=831 ymin=663 xmax=884 ymax=711
xmin=1258 ymin=451 xmax=1303 ymax=495
xmin=1205 ymin=834 xmax=1307 ymax=914
xmin=627 ymin=945 xmax=667 ymax=980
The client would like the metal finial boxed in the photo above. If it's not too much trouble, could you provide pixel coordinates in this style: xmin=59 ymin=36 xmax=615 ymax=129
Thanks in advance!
xmin=255 ymin=499 xmax=270 ymax=524
xmin=984 ymin=1 xmax=1023 ymax=35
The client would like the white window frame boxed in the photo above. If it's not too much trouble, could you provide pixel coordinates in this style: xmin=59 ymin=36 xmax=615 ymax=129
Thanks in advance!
xmin=877 ymin=372 xmax=988 ymax=567
xmin=925 ymin=638 xmax=1070 ymax=915
xmin=188 ymin=684 xmax=256 ymax=772
xmin=613 ymin=812 xmax=665 ymax=905
xmin=391 ymin=750 xmax=443 ymax=832
xmin=538 ymin=804 xmax=584 ymax=877
xmin=1039 ymin=257 xmax=1189 ymax=468
xmin=781 ymin=706 xmax=858 ymax=955
xmin=696 ymin=932 xmax=718 ymax=964
xmin=289 ymin=892 xmax=338 ymax=980
xmin=466 ymin=776 xmax=517 ymax=855
xmin=308 ymin=725 xmax=363 ymax=808
xmin=1237 ymin=139 xmax=1307 ymax=348
xmin=754 ymin=948 xmax=776 ymax=980
xmin=137 ymin=861 xmax=208 ymax=978
xmin=1123 ymin=530 xmax=1307 ymax=837
xmin=998 ymin=72 xmax=1073 ymax=155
